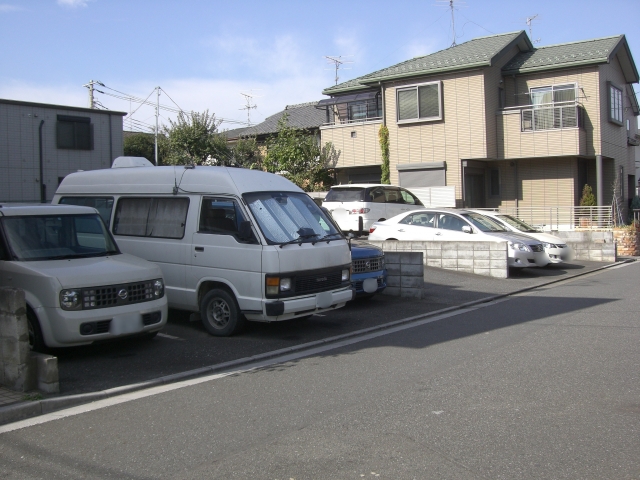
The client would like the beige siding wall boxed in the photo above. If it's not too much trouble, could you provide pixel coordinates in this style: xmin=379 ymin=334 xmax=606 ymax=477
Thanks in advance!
xmin=320 ymin=121 xmax=382 ymax=168
xmin=385 ymin=69 xmax=489 ymax=202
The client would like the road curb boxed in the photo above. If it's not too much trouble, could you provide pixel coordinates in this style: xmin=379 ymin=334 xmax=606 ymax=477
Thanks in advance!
xmin=1 ymin=258 xmax=635 ymax=426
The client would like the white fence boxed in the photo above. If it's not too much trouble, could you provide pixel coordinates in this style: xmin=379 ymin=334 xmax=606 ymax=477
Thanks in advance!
xmin=476 ymin=206 xmax=613 ymax=231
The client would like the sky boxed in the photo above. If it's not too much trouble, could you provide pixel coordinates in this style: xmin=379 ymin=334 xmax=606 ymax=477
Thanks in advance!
xmin=1 ymin=0 xmax=639 ymax=133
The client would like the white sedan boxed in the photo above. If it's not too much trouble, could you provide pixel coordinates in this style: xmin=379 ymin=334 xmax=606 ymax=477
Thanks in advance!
xmin=468 ymin=210 xmax=574 ymax=264
xmin=368 ymin=208 xmax=549 ymax=268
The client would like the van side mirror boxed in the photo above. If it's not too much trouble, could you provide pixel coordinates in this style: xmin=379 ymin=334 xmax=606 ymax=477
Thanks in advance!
xmin=462 ymin=225 xmax=472 ymax=234
xmin=238 ymin=221 xmax=256 ymax=242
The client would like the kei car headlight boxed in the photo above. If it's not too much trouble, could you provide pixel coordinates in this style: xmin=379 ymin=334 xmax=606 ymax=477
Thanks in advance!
xmin=153 ymin=279 xmax=164 ymax=297
xmin=508 ymin=242 xmax=531 ymax=252
xmin=60 ymin=289 xmax=82 ymax=311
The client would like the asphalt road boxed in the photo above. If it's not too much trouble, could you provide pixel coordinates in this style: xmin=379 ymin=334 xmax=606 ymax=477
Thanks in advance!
xmin=1 ymin=260 xmax=638 ymax=479
xmin=48 ymin=260 xmax=614 ymax=396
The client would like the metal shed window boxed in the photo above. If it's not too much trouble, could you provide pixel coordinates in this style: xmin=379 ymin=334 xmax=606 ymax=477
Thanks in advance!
xmin=56 ymin=115 xmax=94 ymax=150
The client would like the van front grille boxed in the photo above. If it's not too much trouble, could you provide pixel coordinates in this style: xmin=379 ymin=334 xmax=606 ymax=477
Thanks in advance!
xmin=295 ymin=270 xmax=343 ymax=294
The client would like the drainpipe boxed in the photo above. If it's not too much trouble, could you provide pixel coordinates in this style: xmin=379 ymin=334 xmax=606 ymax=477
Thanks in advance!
xmin=38 ymin=119 xmax=45 ymax=203
xmin=379 ymin=81 xmax=385 ymax=126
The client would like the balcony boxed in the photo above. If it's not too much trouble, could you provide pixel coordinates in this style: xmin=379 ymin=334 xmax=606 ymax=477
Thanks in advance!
xmin=497 ymin=101 xmax=587 ymax=159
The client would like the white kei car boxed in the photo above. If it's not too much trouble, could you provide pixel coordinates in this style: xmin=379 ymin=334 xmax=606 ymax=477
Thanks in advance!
xmin=468 ymin=210 xmax=574 ymax=264
xmin=368 ymin=208 xmax=549 ymax=268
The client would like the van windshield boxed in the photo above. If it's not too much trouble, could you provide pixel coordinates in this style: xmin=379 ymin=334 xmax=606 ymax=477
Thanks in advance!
xmin=244 ymin=192 xmax=343 ymax=245
xmin=2 ymin=214 xmax=120 ymax=261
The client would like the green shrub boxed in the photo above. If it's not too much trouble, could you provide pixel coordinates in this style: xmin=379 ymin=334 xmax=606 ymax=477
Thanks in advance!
xmin=579 ymin=184 xmax=596 ymax=207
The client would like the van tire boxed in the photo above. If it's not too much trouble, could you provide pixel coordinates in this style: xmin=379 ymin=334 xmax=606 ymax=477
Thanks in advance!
xmin=200 ymin=289 xmax=245 ymax=337
xmin=27 ymin=308 xmax=46 ymax=352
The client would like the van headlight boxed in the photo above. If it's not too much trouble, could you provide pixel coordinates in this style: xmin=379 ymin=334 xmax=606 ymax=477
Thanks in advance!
xmin=508 ymin=242 xmax=531 ymax=252
xmin=342 ymin=268 xmax=350 ymax=282
xmin=60 ymin=290 xmax=82 ymax=311
xmin=265 ymin=276 xmax=292 ymax=296
xmin=153 ymin=279 xmax=164 ymax=297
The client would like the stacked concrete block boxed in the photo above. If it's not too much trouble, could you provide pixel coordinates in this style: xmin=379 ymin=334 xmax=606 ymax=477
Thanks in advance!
xmin=383 ymin=252 xmax=424 ymax=298
xmin=0 ymin=288 xmax=30 ymax=391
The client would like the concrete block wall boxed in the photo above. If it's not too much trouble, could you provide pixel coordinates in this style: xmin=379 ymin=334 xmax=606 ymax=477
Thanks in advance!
xmin=383 ymin=252 xmax=424 ymax=298
xmin=370 ymin=240 xmax=509 ymax=279
xmin=0 ymin=288 xmax=30 ymax=391
xmin=554 ymin=231 xmax=617 ymax=262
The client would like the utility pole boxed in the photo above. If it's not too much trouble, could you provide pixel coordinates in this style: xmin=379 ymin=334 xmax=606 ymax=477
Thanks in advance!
xmin=83 ymin=80 xmax=101 ymax=109
xmin=155 ymin=86 xmax=160 ymax=166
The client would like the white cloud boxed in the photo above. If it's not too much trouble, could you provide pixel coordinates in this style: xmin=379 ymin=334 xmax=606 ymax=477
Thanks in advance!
xmin=0 ymin=4 xmax=22 ymax=12
xmin=57 ymin=0 xmax=92 ymax=8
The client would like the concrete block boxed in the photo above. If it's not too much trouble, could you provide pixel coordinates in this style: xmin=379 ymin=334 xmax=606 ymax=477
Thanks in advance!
xmin=426 ymin=259 xmax=442 ymax=268
xmin=490 ymin=259 xmax=508 ymax=269
xmin=0 ymin=318 xmax=19 ymax=340
xmin=490 ymin=250 xmax=506 ymax=260
xmin=457 ymin=259 xmax=474 ymax=269
xmin=395 ymin=242 xmax=412 ymax=251
xmin=474 ymin=243 xmax=490 ymax=251
xmin=1 ymin=337 xmax=19 ymax=364
xmin=426 ymin=242 xmax=441 ymax=251
xmin=382 ymin=241 xmax=398 ymax=251
xmin=457 ymin=249 xmax=474 ymax=259
xmin=400 ymin=252 xmax=423 ymax=265
xmin=0 ymin=288 xmax=25 ymax=315
xmin=489 ymin=242 xmax=506 ymax=251
xmin=410 ymin=242 xmax=427 ymax=250
xmin=400 ymin=287 xmax=424 ymax=299
xmin=442 ymin=258 xmax=458 ymax=269
xmin=33 ymin=353 xmax=58 ymax=385
xmin=4 ymin=363 xmax=28 ymax=391
xmin=401 ymin=263 xmax=424 ymax=276
xmin=426 ymin=249 xmax=442 ymax=259
xmin=473 ymin=268 xmax=492 ymax=277
xmin=458 ymin=266 xmax=474 ymax=274
xmin=441 ymin=242 xmax=458 ymax=251
xmin=474 ymin=259 xmax=491 ymax=269
xmin=474 ymin=250 xmax=491 ymax=259
xmin=401 ymin=276 xmax=424 ymax=288
xmin=386 ymin=263 xmax=401 ymax=275
xmin=386 ymin=276 xmax=401 ymax=288
xmin=382 ymin=287 xmax=401 ymax=297
xmin=442 ymin=249 xmax=458 ymax=259
xmin=384 ymin=252 xmax=401 ymax=264
xmin=491 ymin=268 xmax=509 ymax=279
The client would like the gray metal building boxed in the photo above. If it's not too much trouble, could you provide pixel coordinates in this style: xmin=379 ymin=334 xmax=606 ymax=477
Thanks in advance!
xmin=0 ymin=98 xmax=126 ymax=203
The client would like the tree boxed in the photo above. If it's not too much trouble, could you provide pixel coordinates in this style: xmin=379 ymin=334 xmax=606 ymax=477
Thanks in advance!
xmin=579 ymin=184 xmax=596 ymax=206
xmin=264 ymin=114 xmax=340 ymax=191
xmin=123 ymin=133 xmax=159 ymax=164
xmin=161 ymin=110 xmax=231 ymax=166
xmin=229 ymin=136 xmax=263 ymax=170
xmin=379 ymin=125 xmax=390 ymax=184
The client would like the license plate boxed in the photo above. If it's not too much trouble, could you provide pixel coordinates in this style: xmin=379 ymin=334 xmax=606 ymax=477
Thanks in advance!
xmin=110 ymin=312 xmax=143 ymax=335
xmin=316 ymin=292 xmax=333 ymax=309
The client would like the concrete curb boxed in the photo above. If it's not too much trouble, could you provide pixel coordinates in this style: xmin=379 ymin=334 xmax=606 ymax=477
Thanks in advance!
xmin=1 ymin=258 xmax=635 ymax=426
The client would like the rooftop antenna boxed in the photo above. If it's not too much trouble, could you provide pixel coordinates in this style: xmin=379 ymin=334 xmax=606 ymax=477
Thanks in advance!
xmin=435 ymin=0 xmax=466 ymax=47
xmin=526 ymin=14 xmax=541 ymax=44
xmin=324 ymin=55 xmax=353 ymax=85
xmin=239 ymin=92 xmax=259 ymax=126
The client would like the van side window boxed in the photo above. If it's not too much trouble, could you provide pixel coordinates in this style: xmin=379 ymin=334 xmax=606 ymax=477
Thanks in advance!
xmin=399 ymin=189 xmax=420 ymax=205
xmin=384 ymin=188 xmax=401 ymax=203
xmin=59 ymin=197 xmax=114 ymax=225
xmin=113 ymin=197 xmax=189 ymax=239
xmin=199 ymin=198 xmax=245 ymax=235
xmin=369 ymin=187 xmax=386 ymax=203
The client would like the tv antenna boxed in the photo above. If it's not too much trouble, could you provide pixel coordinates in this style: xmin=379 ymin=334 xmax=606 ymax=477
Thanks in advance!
xmin=526 ymin=14 xmax=541 ymax=44
xmin=324 ymin=55 xmax=353 ymax=85
xmin=239 ymin=91 xmax=259 ymax=126
xmin=435 ymin=0 xmax=466 ymax=47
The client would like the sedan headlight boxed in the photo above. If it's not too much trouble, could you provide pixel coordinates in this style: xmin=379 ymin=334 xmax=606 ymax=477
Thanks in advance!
xmin=542 ymin=242 xmax=557 ymax=250
xmin=508 ymin=242 xmax=531 ymax=252
xmin=60 ymin=289 xmax=82 ymax=311
xmin=153 ymin=279 xmax=164 ymax=297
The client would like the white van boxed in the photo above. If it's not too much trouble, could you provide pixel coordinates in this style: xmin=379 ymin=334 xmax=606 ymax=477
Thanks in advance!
xmin=53 ymin=162 xmax=354 ymax=336
xmin=0 ymin=204 xmax=167 ymax=350
xmin=322 ymin=184 xmax=424 ymax=234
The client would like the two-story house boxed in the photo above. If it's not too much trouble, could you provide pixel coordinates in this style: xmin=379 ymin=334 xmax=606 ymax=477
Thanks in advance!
xmin=318 ymin=31 xmax=639 ymax=222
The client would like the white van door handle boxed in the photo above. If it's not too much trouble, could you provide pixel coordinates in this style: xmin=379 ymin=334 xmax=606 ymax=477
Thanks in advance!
xmin=195 ymin=246 xmax=204 ymax=252
xmin=435 ymin=232 xmax=442 ymax=236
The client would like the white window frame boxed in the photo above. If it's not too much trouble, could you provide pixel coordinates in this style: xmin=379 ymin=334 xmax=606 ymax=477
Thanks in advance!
xmin=396 ymin=81 xmax=442 ymax=124
xmin=608 ymin=82 xmax=624 ymax=126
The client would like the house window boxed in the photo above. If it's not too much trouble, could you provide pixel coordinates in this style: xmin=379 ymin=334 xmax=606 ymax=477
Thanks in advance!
xmin=523 ymin=83 xmax=578 ymax=131
xmin=489 ymin=168 xmax=500 ymax=197
xmin=609 ymin=82 xmax=623 ymax=125
xmin=56 ymin=115 xmax=94 ymax=150
xmin=347 ymin=96 xmax=381 ymax=122
xmin=396 ymin=81 xmax=442 ymax=123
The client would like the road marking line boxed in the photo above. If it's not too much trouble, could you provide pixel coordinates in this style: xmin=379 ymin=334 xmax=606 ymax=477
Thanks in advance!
xmin=157 ymin=333 xmax=183 ymax=340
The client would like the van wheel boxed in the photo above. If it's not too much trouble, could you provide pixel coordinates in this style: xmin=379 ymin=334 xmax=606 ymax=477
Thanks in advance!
xmin=386 ymin=238 xmax=398 ymax=241
xmin=27 ymin=308 xmax=46 ymax=352
xmin=200 ymin=289 xmax=245 ymax=337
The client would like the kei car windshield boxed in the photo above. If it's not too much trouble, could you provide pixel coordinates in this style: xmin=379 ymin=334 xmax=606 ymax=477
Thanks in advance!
xmin=497 ymin=215 xmax=538 ymax=232
xmin=460 ymin=213 xmax=508 ymax=232
xmin=244 ymin=192 xmax=342 ymax=245
xmin=2 ymin=214 xmax=119 ymax=261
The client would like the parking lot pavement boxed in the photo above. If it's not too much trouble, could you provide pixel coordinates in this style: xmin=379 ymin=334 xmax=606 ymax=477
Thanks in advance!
xmin=0 ymin=259 xmax=626 ymax=421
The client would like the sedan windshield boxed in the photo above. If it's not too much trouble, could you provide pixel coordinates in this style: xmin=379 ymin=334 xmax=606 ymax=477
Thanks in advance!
xmin=2 ymin=214 xmax=119 ymax=261
xmin=460 ymin=213 xmax=507 ymax=232
xmin=497 ymin=215 xmax=538 ymax=232
xmin=243 ymin=192 xmax=343 ymax=245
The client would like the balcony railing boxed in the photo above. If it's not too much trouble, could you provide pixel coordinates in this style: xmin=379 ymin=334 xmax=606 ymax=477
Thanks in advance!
xmin=475 ymin=206 xmax=612 ymax=231
xmin=504 ymin=102 xmax=581 ymax=132
xmin=321 ymin=116 xmax=382 ymax=127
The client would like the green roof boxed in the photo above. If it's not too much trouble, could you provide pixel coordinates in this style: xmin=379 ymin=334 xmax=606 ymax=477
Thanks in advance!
xmin=502 ymin=35 xmax=638 ymax=81
xmin=323 ymin=31 xmax=531 ymax=95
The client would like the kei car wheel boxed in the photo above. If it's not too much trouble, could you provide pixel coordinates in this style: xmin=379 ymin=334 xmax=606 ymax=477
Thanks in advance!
xmin=200 ymin=289 xmax=245 ymax=337
xmin=27 ymin=308 xmax=46 ymax=352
